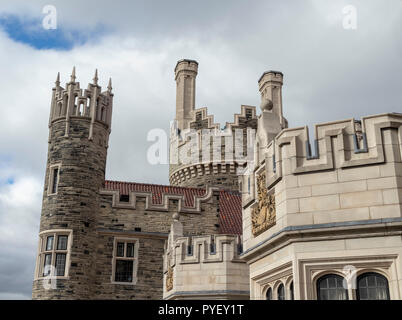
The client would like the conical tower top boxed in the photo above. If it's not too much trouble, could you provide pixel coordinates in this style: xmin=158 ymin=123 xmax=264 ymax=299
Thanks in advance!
xmin=107 ymin=77 xmax=112 ymax=93
xmin=55 ymin=72 xmax=60 ymax=87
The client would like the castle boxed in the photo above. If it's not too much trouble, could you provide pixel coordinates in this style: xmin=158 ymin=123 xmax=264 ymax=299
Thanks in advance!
xmin=32 ymin=59 xmax=402 ymax=300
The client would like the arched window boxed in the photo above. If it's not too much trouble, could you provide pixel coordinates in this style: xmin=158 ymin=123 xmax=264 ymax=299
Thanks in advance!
xmin=289 ymin=281 xmax=294 ymax=300
xmin=266 ymin=287 xmax=272 ymax=300
xmin=356 ymin=273 xmax=390 ymax=300
xmin=316 ymin=274 xmax=348 ymax=300
xmin=277 ymin=284 xmax=285 ymax=300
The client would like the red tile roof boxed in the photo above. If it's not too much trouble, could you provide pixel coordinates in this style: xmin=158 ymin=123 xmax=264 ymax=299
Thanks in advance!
xmin=104 ymin=180 xmax=242 ymax=235
xmin=219 ymin=190 xmax=242 ymax=235
xmin=104 ymin=180 xmax=206 ymax=207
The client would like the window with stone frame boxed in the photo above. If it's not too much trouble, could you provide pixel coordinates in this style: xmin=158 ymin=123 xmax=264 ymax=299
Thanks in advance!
xmin=112 ymin=238 xmax=139 ymax=284
xmin=47 ymin=163 xmax=61 ymax=195
xmin=35 ymin=230 xmax=72 ymax=279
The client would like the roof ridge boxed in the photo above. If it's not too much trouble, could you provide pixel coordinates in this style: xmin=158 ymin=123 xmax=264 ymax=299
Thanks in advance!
xmin=104 ymin=180 xmax=206 ymax=191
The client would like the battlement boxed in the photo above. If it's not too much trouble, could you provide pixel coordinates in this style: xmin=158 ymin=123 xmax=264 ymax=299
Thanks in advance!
xmin=186 ymin=105 xmax=258 ymax=131
xmin=174 ymin=59 xmax=198 ymax=78
xmin=100 ymin=181 xmax=215 ymax=213
xmin=164 ymin=234 xmax=243 ymax=266
xmin=169 ymin=105 xmax=257 ymax=190
xmin=48 ymin=68 xmax=113 ymax=138
xmin=242 ymin=112 xmax=402 ymax=256
xmin=163 ymin=232 xmax=249 ymax=299
xmin=262 ymin=113 xmax=402 ymax=188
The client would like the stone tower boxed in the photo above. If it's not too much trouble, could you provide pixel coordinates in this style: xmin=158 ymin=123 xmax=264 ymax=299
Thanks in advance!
xmin=175 ymin=59 xmax=198 ymax=131
xmin=32 ymin=68 xmax=113 ymax=299
xmin=169 ymin=59 xmax=259 ymax=192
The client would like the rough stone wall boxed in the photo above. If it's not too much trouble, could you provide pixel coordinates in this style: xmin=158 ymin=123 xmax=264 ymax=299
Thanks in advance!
xmin=91 ymin=191 xmax=221 ymax=299
xmin=33 ymin=118 xmax=108 ymax=299
xmin=94 ymin=233 xmax=165 ymax=299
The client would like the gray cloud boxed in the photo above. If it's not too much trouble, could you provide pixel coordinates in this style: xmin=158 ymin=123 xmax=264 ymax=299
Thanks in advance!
xmin=0 ymin=0 xmax=401 ymax=299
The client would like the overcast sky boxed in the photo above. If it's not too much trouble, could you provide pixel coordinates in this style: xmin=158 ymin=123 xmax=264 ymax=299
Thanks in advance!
xmin=0 ymin=0 xmax=401 ymax=299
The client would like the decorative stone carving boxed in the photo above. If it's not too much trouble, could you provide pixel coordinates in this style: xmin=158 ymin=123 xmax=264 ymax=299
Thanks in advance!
xmin=252 ymin=170 xmax=276 ymax=236
xmin=166 ymin=266 xmax=173 ymax=292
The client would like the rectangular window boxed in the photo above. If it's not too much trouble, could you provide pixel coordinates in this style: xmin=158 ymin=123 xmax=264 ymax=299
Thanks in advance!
xmin=55 ymin=253 xmax=66 ymax=276
xmin=43 ymin=254 xmax=52 ymax=276
xmin=112 ymin=239 xmax=138 ymax=284
xmin=52 ymin=168 xmax=59 ymax=194
xmin=117 ymin=243 xmax=125 ymax=257
xmin=46 ymin=236 xmax=54 ymax=251
xmin=57 ymin=235 xmax=68 ymax=250
xmin=115 ymin=260 xmax=134 ymax=282
xmin=126 ymin=243 xmax=134 ymax=257
xmin=48 ymin=164 xmax=61 ymax=195
xmin=119 ymin=194 xmax=129 ymax=202
xmin=36 ymin=230 xmax=72 ymax=279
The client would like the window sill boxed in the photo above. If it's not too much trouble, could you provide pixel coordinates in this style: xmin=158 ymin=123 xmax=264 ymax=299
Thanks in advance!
xmin=34 ymin=276 xmax=70 ymax=281
xmin=111 ymin=280 xmax=137 ymax=286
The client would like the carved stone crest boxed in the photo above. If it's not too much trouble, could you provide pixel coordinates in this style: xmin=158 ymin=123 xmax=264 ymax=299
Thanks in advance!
xmin=166 ymin=266 xmax=173 ymax=292
xmin=251 ymin=170 xmax=276 ymax=236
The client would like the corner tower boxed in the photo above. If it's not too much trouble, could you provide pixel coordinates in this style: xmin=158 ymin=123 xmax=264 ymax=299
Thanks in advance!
xmin=32 ymin=68 xmax=113 ymax=299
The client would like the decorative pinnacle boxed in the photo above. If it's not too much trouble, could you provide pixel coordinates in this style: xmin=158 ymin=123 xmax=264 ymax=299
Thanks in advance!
xmin=55 ymin=72 xmax=60 ymax=87
xmin=93 ymin=69 xmax=98 ymax=85
xmin=107 ymin=77 xmax=112 ymax=92
xmin=70 ymin=66 xmax=76 ymax=83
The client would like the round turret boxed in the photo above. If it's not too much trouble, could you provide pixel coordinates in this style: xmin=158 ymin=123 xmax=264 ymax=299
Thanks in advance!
xmin=32 ymin=69 xmax=113 ymax=299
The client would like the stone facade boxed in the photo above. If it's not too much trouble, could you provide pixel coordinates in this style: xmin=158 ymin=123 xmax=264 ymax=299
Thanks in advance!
xmin=32 ymin=65 xmax=244 ymax=299
xmin=162 ymin=219 xmax=249 ymax=299
xmin=33 ymin=59 xmax=401 ymax=300
xmin=241 ymin=110 xmax=402 ymax=300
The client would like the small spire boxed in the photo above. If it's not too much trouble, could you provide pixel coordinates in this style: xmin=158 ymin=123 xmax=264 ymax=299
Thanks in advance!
xmin=55 ymin=72 xmax=60 ymax=87
xmin=93 ymin=69 xmax=98 ymax=85
xmin=70 ymin=66 xmax=76 ymax=83
xmin=107 ymin=77 xmax=112 ymax=92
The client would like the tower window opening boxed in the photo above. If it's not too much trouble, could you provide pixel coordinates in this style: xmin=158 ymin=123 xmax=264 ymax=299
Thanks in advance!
xmin=48 ymin=164 xmax=61 ymax=195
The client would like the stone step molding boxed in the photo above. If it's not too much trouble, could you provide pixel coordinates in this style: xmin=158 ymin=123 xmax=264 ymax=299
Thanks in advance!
xmin=100 ymin=186 xmax=217 ymax=213
xmin=264 ymin=113 xmax=402 ymax=189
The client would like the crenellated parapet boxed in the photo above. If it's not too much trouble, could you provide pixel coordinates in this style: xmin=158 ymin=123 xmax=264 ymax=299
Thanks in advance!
xmin=100 ymin=182 xmax=217 ymax=214
xmin=262 ymin=113 xmax=402 ymax=189
xmin=242 ymin=112 xmax=402 ymax=258
xmin=49 ymin=68 xmax=113 ymax=140
xmin=163 ymin=228 xmax=249 ymax=299
xmin=169 ymin=105 xmax=257 ymax=191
